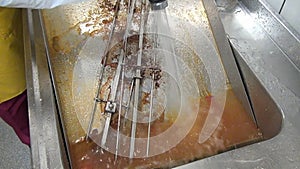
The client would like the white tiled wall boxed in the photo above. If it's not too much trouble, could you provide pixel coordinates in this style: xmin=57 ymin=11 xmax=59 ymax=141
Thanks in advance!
xmin=265 ymin=0 xmax=285 ymax=13
xmin=265 ymin=0 xmax=300 ymax=34
xmin=280 ymin=0 xmax=300 ymax=34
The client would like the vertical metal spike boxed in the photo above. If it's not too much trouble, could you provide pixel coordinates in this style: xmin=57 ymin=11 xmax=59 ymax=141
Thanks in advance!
xmin=146 ymin=53 xmax=156 ymax=157
xmin=115 ymin=61 xmax=125 ymax=161
xmin=129 ymin=0 xmax=147 ymax=159
xmin=123 ymin=79 xmax=135 ymax=128
xmin=86 ymin=0 xmax=122 ymax=141
xmin=101 ymin=0 xmax=138 ymax=147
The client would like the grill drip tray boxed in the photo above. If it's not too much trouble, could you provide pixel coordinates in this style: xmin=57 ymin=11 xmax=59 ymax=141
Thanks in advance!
xmin=23 ymin=0 xmax=284 ymax=168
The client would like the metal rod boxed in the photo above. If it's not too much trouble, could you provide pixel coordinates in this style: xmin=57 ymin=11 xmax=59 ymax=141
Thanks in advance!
xmin=86 ymin=0 xmax=122 ymax=140
xmin=123 ymin=79 xmax=134 ymax=128
xmin=129 ymin=0 xmax=146 ymax=159
xmin=146 ymin=51 xmax=156 ymax=157
xmin=146 ymin=10 xmax=158 ymax=156
xmin=101 ymin=0 xmax=138 ymax=147
xmin=115 ymin=63 xmax=125 ymax=161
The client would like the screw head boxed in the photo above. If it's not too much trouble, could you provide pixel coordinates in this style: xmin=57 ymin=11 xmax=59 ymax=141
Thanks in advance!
xmin=108 ymin=103 xmax=114 ymax=109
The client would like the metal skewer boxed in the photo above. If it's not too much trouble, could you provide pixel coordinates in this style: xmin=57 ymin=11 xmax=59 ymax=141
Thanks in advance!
xmin=101 ymin=0 xmax=138 ymax=148
xmin=114 ymin=7 xmax=133 ymax=152
xmin=88 ymin=0 xmax=169 ymax=159
xmin=114 ymin=59 xmax=125 ymax=161
xmin=146 ymin=35 xmax=158 ymax=157
xmin=86 ymin=0 xmax=122 ymax=141
xmin=145 ymin=58 xmax=156 ymax=157
xmin=123 ymin=79 xmax=135 ymax=129
xmin=129 ymin=0 xmax=147 ymax=159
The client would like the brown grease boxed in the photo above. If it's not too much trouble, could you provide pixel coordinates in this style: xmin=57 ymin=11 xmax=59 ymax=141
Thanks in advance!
xmin=69 ymin=89 xmax=262 ymax=169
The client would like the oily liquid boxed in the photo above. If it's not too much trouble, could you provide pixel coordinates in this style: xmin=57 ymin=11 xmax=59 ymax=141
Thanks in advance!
xmin=69 ymin=89 xmax=262 ymax=169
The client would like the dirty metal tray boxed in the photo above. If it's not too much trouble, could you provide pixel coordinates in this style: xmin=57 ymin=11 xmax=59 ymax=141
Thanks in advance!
xmin=23 ymin=0 xmax=286 ymax=168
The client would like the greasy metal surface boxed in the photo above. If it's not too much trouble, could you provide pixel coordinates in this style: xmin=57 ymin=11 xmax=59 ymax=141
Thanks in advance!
xmin=40 ymin=0 xmax=227 ymax=145
xmin=23 ymin=9 xmax=69 ymax=169
xmin=39 ymin=0 xmax=259 ymax=145
xmin=202 ymin=0 xmax=258 ymax=127
xmin=176 ymin=1 xmax=300 ymax=168
xmin=231 ymin=46 xmax=282 ymax=140
xmin=24 ymin=0 xmax=299 ymax=168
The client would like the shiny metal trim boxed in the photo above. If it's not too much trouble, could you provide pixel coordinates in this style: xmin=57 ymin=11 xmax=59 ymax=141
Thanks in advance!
xmin=37 ymin=9 xmax=74 ymax=168
xmin=23 ymin=9 xmax=69 ymax=169
xmin=231 ymin=44 xmax=283 ymax=139
xmin=243 ymin=0 xmax=300 ymax=69
xmin=201 ymin=0 xmax=258 ymax=126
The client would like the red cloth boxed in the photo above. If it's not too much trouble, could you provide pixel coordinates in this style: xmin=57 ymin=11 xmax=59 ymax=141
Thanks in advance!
xmin=0 ymin=91 xmax=30 ymax=146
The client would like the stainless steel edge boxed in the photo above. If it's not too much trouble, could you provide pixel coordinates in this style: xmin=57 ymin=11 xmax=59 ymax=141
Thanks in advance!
xmin=231 ymin=44 xmax=283 ymax=140
xmin=23 ymin=9 xmax=69 ymax=169
xmin=241 ymin=0 xmax=300 ymax=69
xmin=220 ymin=0 xmax=300 ymax=97
xmin=37 ymin=9 xmax=74 ymax=169
xmin=175 ymin=1 xmax=300 ymax=168
xmin=201 ymin=0 xmax=258 ymax=127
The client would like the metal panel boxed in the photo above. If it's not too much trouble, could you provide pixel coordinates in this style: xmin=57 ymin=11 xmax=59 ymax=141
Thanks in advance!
xmin=23 ymin=9 xmax=69 ymax=169
xmin=176 ymin=1 xmax=300 ymax=168
xmin=202 ymin=0 xmax=258 ymax=127
xmin=241 ymin=0 xmax=300 ymax=69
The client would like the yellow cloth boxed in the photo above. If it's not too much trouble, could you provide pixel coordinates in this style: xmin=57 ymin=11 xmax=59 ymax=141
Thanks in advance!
xmin=0 ymin=8 xmax=26 ymax=103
